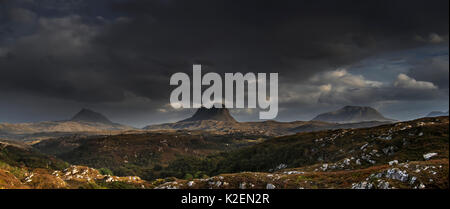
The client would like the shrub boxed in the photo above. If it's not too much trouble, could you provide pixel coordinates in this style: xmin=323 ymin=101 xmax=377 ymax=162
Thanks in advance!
xmin=98 ymin=168 xmax=114 ymax=176
xmin=153 ymin=164 xmax=162 ymax=171
xmin=184 ymin=173 xmax=193 ymax=180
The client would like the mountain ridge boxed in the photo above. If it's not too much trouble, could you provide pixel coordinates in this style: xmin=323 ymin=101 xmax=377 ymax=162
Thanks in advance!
xmin=426 ymin=111 xmax=449 ymax=117
xmin=0 ymin=108 xmax=134 ymax=143
xmin=312 ymin=106 xmax=394 ymax=123
xmin=144 ymin=106 xmax=393 ymax=135
xmin=180 ymin=106 xmax=237 ymax=123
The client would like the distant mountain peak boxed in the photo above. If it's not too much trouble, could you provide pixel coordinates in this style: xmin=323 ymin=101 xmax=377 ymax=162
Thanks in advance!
xmin=312 ymin=106 xmax=394 ymax=123
xmin=179 ymin=106 xmax=237 ymax=123
xmin=70 ymin=108 xmax=114 ymax=124
xmin=426 ymin=110 xmax=449 ymax=117
xmin=343 ymin=105 xmax=367 ymax=109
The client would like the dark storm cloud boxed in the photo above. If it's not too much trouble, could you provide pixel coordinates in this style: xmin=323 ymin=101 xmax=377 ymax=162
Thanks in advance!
xmin=409 ymin=56 xmax=449 ymax=89
xmin=103 ymin=0 xmax=449 ymax=72
xmin=0 ymin=0 xmax=448 ymax=124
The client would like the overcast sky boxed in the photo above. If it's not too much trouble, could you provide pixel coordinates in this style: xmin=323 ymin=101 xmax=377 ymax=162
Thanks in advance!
xmin=0 ymin=0 xmax=448 ymax=127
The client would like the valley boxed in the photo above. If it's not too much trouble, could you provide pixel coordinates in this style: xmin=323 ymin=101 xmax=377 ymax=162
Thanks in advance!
xmin=33 ymin=130 xmax=267 ymax=179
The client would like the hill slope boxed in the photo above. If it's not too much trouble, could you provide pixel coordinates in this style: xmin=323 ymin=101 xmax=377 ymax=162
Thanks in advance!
xmin=158 ymin=116 xmax=448 ymax=187
xmin=0 ymin=140 xmax=151 ymax=189
xmin=156 ymin=158 xmax=448 ymax=189
xmin=33 ymin=130 xmax=268 ymax=179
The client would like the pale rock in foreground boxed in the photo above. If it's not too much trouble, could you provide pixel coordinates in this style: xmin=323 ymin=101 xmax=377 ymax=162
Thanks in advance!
xmin=266 ymin=183 xmax=276 ymax=189
xmin=423 ymin=153 xmax=438 ymax=160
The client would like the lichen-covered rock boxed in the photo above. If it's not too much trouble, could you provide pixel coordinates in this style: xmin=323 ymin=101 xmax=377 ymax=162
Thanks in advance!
xmin=423 ymin=153 xmax=437 ymax=160
xmin=266 ymin=183 xmax=276 ymax=189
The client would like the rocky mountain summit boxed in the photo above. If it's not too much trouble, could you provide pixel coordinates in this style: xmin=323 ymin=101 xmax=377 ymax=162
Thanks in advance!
xmin=70 ymin=108 xmax=114 ymax=124
xmin=180 ymin=106 xmax=237 ymax=123
xmin=312 ymin=106 xmax=394 ymax=123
